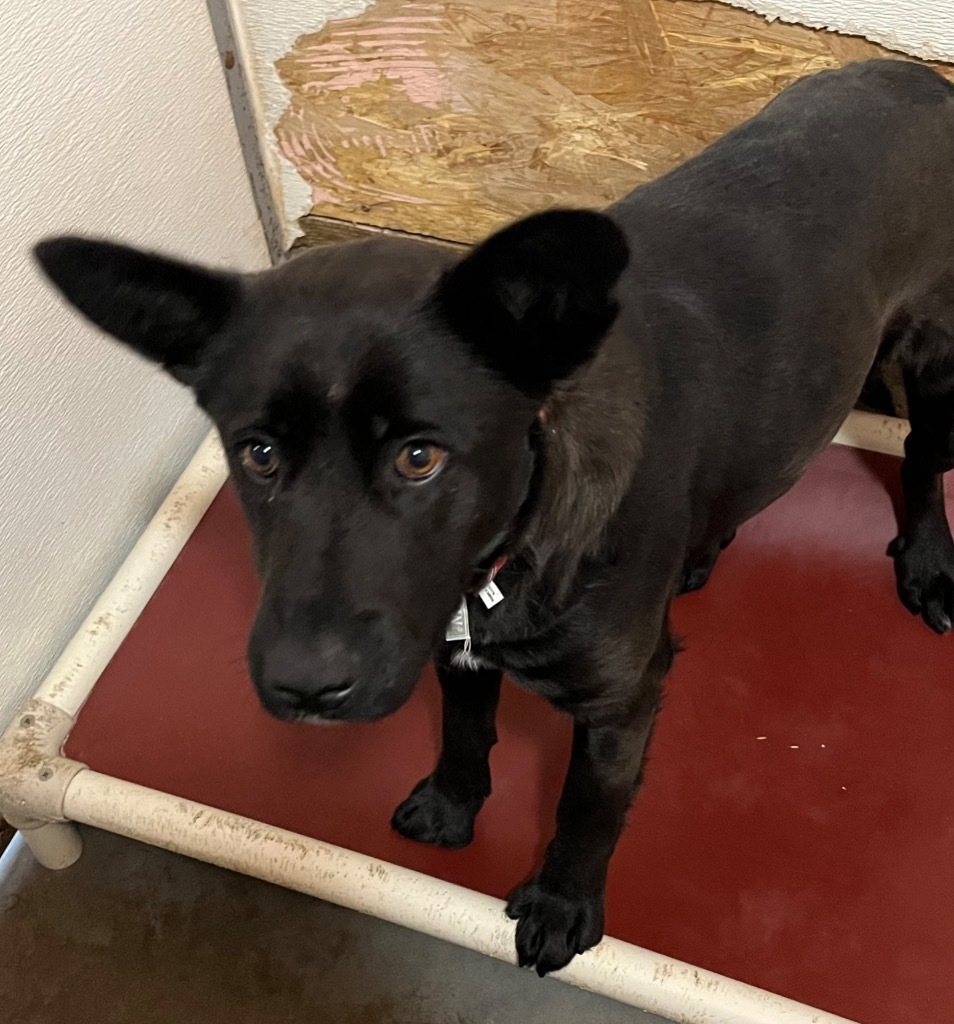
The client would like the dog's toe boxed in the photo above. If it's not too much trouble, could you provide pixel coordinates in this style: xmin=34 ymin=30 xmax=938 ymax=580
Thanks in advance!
xmin=391 ymin=776 xmax=480 ymax=849
xmin=506 ymin=878 xmax=604 ymax=977
xmin=921 ymin=573 xmax=954 ymax=634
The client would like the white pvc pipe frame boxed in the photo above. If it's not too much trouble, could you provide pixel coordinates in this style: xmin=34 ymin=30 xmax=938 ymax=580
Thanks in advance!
xmin=0 ymin=410 xmax=906 ymax=1024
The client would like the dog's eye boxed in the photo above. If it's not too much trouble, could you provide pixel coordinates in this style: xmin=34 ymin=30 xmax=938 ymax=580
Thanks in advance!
xmin=395 ymin=442 xmax=446 ymax=481
xmin=240 ymin=441 xmax=280 ymax=481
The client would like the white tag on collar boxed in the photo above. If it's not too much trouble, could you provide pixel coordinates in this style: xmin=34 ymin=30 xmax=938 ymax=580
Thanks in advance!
xmin=477 ymin=579 xmax=505 ymax=609
xmin=445 ymin=598 xmax=471 ymax=644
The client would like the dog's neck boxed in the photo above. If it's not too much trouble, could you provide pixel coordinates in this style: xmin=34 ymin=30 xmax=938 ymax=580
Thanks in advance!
xmin=519 ymin=329 xmax=648 ymax=598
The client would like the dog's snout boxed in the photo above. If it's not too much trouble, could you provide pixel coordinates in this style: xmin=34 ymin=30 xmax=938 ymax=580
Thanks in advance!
xmin=257 ymin=631 xmax=360 ymax=718
xmin=248 ymin=610 xmax=416 ymax=722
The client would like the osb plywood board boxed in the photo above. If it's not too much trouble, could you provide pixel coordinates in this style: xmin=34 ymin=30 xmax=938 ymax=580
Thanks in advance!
xmin=275 ymin=0 xmax=953 ymax=244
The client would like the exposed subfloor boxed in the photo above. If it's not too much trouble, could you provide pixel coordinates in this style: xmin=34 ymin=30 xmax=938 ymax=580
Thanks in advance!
xmin=278 ymin=0 xmax=954 ymax=246
xmin=0 ymin=827 xmax=669 ymax=1024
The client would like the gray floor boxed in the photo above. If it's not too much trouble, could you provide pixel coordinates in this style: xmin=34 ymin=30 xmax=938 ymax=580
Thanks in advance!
xmin=0 ymin=827 xmax=670 ymax=1024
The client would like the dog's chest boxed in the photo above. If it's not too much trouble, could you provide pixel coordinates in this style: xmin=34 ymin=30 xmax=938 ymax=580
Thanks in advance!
xmin=442 ymin=580 xmax=581 ymax=679
xmin=449 ymin=646 xmax=491 ymax=672
xmin=443 ymin=594 xmax=501 ymax=672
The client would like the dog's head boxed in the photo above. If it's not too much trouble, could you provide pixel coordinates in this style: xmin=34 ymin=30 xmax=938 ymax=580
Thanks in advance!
xmin=34 ymin=210 xmax=628 ymax=722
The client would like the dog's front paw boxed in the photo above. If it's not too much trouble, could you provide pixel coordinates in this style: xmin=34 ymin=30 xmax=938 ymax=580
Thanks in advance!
xmin=505 ymin=878 xmax=604 ymax=977
xmin=889 ymin=532 xmax=954 ymax=634
xmin=391 ymin=777 xmax=480 ymax=849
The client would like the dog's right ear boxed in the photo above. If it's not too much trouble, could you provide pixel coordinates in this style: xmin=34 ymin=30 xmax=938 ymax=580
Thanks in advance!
xmin=33 ymin=236 xmax=240 ymax=386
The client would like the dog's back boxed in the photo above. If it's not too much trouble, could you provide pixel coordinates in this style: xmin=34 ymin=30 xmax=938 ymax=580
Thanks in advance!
xmin=605 ymin=61 xmax=954 ymax=556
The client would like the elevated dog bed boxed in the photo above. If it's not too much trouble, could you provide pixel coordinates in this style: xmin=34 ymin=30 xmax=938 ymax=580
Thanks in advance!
xmin=1 ymin=412 xmax=949 ymax=1024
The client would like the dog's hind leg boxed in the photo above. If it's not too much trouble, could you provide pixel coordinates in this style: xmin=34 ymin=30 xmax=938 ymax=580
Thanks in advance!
xmin=888 ymin=319 xmax=954 ymax=633
xmin=678 ymin=530 xmax=737 ymax=594
xmin=391 ymin=665 xmax=501 ymax=848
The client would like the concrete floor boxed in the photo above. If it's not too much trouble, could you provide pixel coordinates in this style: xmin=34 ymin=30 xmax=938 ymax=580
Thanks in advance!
xmin=0 ymin=827 xmax=669 ymax=1024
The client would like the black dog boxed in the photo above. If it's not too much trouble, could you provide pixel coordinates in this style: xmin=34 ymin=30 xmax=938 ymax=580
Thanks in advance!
xmin=35 ymin=60 xmax=954 ymax=976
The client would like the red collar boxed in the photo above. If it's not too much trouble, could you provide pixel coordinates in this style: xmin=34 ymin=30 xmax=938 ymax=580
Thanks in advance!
xmin=479 ymin=554 xmax=508 ymax=590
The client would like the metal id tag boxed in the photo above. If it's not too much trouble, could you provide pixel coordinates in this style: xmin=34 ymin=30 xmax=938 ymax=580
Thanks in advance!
xmin=445 ymin=598 xmax=471 ymax=644
xmin=477 ymin=580 xmax=505 ymax=609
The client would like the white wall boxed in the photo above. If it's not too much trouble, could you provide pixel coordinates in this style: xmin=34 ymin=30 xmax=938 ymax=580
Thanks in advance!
xmin=0 ymin=1 xmax=269 ymax=729
xmin=722 ymin=0 xmax=954 ymax=61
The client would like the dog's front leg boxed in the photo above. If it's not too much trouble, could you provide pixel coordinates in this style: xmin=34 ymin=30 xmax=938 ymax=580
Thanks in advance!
xmin=392 ymin=665 xmax=502 ymax=849
xmin=506 ymin=629 xmax=671 ymax=977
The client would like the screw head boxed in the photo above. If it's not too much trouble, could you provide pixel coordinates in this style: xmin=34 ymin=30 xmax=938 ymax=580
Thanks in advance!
xmin=20 ymin=714 xmax=35 ymax=728
xmin=38 ymin=767 xmax=53 ymax=781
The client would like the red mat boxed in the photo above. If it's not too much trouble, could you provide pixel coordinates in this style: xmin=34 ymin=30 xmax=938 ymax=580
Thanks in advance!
xmin=66 ymin=445 xmax=954 ymax=1024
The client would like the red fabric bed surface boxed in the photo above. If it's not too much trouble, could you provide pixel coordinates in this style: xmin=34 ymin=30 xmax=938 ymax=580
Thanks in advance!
xmin=66 ymin=444 xmax=954 ymax=1024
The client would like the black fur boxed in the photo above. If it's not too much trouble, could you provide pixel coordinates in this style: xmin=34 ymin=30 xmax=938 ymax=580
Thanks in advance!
xmin=32 ymin=237 xmax=238 ymax=385
xmin=34 ymin=61 xmax=954 ymax=975
xmin=436 ymin=209 xmax=630 ymax=396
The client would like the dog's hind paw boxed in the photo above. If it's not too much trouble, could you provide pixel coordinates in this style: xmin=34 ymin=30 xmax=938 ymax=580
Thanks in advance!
xmin=889 ymin=532 xmax=954 ymax=634
xmin=391 ymin=777 xmax=481 ymax=849
xmin=505 ymin=878 xmax=604 ymax=977
xmin=678 ymin=530 xmax=736 ymax=595
xmin=679 ymin=563 xmax=714 ymax=594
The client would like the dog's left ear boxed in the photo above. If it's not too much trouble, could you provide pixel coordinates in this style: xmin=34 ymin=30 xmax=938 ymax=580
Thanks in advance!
xmin=33 ymin=236 xmax=240 ymax=387
xmin=435 ymin=209 xmax=629 ymax=396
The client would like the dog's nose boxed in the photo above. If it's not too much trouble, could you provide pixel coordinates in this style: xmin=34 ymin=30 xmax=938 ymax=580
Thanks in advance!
xmin=258 ymin=632 xmax=359 ymax=717
xmin=272 ymin=678 xmax=354 ymax=715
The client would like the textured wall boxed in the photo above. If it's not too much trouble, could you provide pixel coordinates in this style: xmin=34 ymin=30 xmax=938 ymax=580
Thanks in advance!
xmin=722 ymin=0 xmax=954 ymax=62
xmin=0 ymin=1 xmax=268 ymax=728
